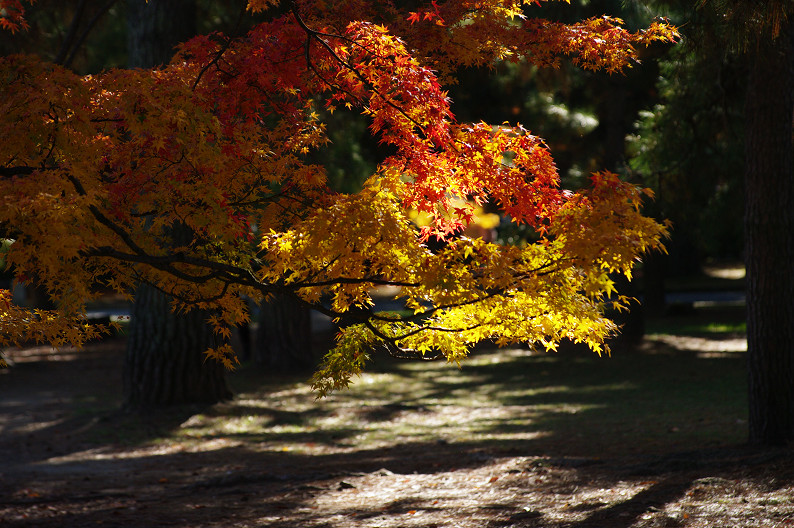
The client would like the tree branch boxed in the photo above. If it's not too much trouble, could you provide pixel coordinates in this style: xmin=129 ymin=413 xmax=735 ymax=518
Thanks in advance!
xmin=57 ymin=0 xmax=121 ymax=69
xmin=0 ymin=166 xmax=36 ymax=178
xmin=290 ymin=3 xmax=436 ymax=144
xmin=54 ymin=0 xmax=88 ymax=66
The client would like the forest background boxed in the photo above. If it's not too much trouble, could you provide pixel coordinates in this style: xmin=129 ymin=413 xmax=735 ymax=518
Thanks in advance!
xmin=1 ymin=2 xmax=794 ymax=525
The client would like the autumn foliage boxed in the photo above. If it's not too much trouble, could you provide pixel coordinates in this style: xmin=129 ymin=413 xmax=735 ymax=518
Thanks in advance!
xmin=0 ymin=0 xmax=32 ymax=33
xmin=0 ymin=1 xmax=675 ymax=390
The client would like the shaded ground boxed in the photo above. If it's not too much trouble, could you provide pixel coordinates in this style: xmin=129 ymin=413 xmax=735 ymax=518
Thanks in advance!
xmin=1 ymin=315 xmax=793 ymax=527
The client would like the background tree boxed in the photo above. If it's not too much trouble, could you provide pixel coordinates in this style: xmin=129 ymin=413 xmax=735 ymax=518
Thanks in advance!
xmin=253 ymin=293 xmax=312 ymax=369
xmin=0 ymin=1 xmax=126 ymax=71
xmin=739 ymin=3 xmax=794 ymax=446
xmin=628 ymin=0 xmax=794 ymax=446
xmin=627 ymin=4 xmax=745 ymax=313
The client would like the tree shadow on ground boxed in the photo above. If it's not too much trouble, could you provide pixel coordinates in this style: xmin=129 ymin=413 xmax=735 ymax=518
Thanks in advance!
xmin=4 ymin=437 xmax=792 ymax=527
xmin=3 ymin=326 xmax=789 ymax=527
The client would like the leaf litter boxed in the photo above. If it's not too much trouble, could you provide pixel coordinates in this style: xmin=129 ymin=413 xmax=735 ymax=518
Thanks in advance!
xmin=1 ymin=333 xmax=793 ymax=527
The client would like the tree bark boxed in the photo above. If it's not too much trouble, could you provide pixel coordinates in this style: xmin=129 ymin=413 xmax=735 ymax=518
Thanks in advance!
xmin=254 ymin=293 xmax=314 ymax=371
xmin=596 ymin=74 xmax=648 ymax=340
xmin=745 ymin=22 xmax=794 ymax=446
xmin=126 ymin=0 xmax=196 ymax=68
xmin=641 ymin=244 xmax=667 ymax=317
xmin=123 ymin=0 xmax=230 ymax=408
xmin=124 ymin=284 xmax=232 ymax=406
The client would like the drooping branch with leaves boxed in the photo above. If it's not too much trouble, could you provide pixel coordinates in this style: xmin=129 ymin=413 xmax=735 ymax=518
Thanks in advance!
xmin=0 ymin=0 xmax=675 ymax=390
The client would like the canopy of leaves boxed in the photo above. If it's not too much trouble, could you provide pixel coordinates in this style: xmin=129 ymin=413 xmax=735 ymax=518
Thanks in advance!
xmin=0 ymin=0 xmax=675 ymax=391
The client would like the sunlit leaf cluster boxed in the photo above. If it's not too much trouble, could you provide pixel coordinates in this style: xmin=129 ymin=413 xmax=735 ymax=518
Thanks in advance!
xmin=0 ymin=289 xmax=106 ymax=357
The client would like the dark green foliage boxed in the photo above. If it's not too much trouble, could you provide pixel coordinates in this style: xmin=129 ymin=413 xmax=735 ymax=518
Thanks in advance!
xmin=628 ymin=5 xmax=747 ymax=264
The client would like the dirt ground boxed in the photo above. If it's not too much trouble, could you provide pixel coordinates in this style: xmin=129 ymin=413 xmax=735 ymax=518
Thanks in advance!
xmin=1 ymin=334 xmax=794 ymax=528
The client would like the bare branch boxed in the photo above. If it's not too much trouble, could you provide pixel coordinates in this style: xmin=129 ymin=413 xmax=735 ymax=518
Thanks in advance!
xmin=0 ymin=166 xmax=36 ymax=178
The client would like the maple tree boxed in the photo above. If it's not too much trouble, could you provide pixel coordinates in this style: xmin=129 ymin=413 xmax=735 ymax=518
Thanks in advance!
xmin=0 ymin=1 xmax=675 ymax=389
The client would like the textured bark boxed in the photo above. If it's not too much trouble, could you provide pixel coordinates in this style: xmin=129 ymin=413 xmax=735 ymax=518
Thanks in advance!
xmin=123 ymin=0 xmax=230 ymax=408
xmin=124 ymin=285 xmax=231 ymax=407
xmin=599 ymin=76 xmax=629 ymax=172
xmin=254 ymin=294 xmax=314 ymax=372
xmin=745 ymin=22 xmax=794 ymax=446
xmin=126 ymin=0 xmax=196 ymax=68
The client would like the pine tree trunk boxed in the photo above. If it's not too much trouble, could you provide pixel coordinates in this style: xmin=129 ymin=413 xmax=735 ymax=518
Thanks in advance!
xmin=123 ymin=0 xmax=230 ymax=407
xmin=254 ymin=294 xmax=314 ymax=371
xmin=745 ymin=22 xmax=794 ymax=446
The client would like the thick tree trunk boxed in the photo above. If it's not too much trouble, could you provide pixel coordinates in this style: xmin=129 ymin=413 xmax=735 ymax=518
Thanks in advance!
xmin=123 ymin=0 xmax=230 ymax=407
xmin=254 ymin=294 xmax=314 ymax=371
xmin=599 ymin=76 xmax=629 ymax=172
xmin=127 ymin=0 xmax=196 ymax=68
xmin=124 ymin=285 xmax=232 ymax=407
xmin=745 ymin=22 xmax=794 ymax=446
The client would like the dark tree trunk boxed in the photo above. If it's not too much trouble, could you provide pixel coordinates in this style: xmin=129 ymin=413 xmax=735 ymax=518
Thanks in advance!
xmin=641 ymin=244 xmax=667 ymax=317
xmin=599 ymin=76 xmax=629 ymax=172
xmin=123 ymin=0 xmax=230 ymax=408
xmin=745 ymin=22 xmax=794 ymax=446
xmin=124 ymin=285 xmax=232 ymax=407
xmin=596 ymin=75 xmax=648 ymax=340
xmin=254 ymin=294 xmax=314 ymax=371
xmin=127 ymin=0 xmax=196 ymax=68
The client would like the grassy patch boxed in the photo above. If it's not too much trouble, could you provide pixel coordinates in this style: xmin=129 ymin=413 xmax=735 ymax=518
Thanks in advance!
xmin=39 ymin=308 xmax=749 ymax=462
xmin=124 ymin=339 xmax=748 ymax=459
xmin=647 ymin=319 xmax=746 ymax=335
xmin=3 ymin=322 xmax=762 ymax=528
xmin=645 ymin=304 xmax=746 ymax=336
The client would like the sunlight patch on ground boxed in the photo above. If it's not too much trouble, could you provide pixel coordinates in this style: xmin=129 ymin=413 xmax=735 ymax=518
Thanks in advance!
xmin=703 ymin=263 xmax=745 ymax=280
xmin=306 ymin=462 xmax=794 ymax=528
xmin=171 ymin=347 xmax=643 ymax=457
xmin=307 ymin=457 xmax=665 ymax=527
xmin=35 ymin=435 xmax=246 ymax=470
xmin=310 ymin=403 xmax=550 ymax=448
xmin=0 ymin=414 xmax=64 ymax=436
xmin=4 ymin=345 xmax=64 ymax=363
xmin=647 ymin=334 xmax=746 ymax=356
xmin=463 ymin=347 xmax=541 ymax=364
xmin=170 ymin=367 xmax=588 ymax=454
